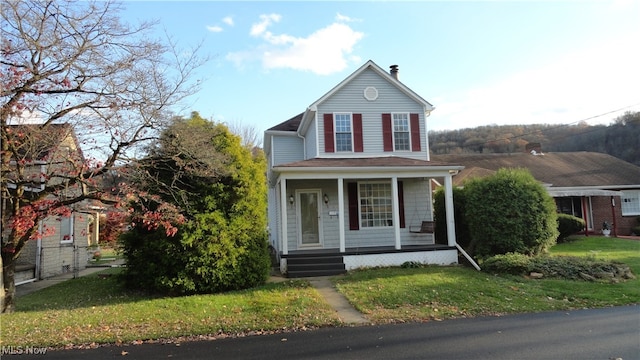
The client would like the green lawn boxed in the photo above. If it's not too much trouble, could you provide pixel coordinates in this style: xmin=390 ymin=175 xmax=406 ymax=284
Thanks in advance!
xmin=2 ymin=271 xmax=340 ymax=347
xmin=335 ymin=236 xmax=640 ymax=323
xmin=2 ymin=236 xmax=638 ymax=348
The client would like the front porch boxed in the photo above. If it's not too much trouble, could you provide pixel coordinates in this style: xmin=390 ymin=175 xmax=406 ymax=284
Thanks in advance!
xmin=281 ymin=244 xmax=457 ymax=277
xmin=269 ymin=156 xmax=463 ymax=276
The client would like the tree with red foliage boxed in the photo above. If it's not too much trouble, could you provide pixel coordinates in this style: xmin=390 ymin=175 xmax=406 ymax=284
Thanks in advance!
xmin=1 ymin=0 xmax=203 ymax=313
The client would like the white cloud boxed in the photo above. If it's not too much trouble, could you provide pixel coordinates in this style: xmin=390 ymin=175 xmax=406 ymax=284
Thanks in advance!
xmin=430 ymin=31 xmax=640 ymax=131
xmin=335 ymin=13 xmax=360 ymax=23
xmin=206 ymin=25 xmax=223 ymax=33
xmin=230 ymin=14 xmax=364 ymax=75
xmin=222 ymin=16 xmax=234 ymax=26
xmin=250 ymin=13 xmax=281 ymax=37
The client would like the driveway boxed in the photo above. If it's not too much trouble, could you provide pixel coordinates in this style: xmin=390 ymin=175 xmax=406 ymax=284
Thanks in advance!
xmin=9 ymin=305 xmax=638 ymax=360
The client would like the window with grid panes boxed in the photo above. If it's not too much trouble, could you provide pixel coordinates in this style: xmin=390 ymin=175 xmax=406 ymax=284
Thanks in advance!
xmin=359 ymin=182 xmax=393 ymax=227
xmin=334 ymin=113 xmax=352 ymax=152
xmin=621 ymin=190 xmax=640 ymax=216
xmin=393 ymin=113 xmax=410 ymax=151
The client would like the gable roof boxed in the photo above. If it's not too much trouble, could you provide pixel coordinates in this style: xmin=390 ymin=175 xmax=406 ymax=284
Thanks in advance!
xmin=6 ymin=123 xmax=83 ymax=162
xmin=266 ymin=112 xmax=303 ymax=132
xmin=431 ymin=152 xmax=640 ymax=188
xmin=265 ymin=60 xmax=434 ymax=137
xmin=309 ymin=60 xmax=434 ymax=112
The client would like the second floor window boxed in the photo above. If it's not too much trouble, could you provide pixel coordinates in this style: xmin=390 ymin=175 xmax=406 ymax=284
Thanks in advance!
xmin=393 ymin=113 xmax=410 ymax=151
xmin=335 ymin=113 xmax=352 ymax=152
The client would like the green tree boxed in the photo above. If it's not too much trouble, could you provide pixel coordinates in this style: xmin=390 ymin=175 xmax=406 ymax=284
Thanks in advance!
xmin=1 ymin=0 xmax=202 ymax=313
xmin=120 ymin=113 xmax=270 ymax=294
xmin=464 ymin=168 xmax=558 ymax=259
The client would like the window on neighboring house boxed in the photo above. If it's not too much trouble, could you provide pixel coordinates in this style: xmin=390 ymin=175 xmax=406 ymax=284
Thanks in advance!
xmin=393 ymin=113 xmax=410 ymax=151
xmin=60 ymin=215 xmax=73 ymax=244
xmin=621 ymin=190 xmax=640 ymax=216
xmin=359 ymin=182 xmax=393 ymax=228
xmin=334 ymin=113 xmax=353 ymax=152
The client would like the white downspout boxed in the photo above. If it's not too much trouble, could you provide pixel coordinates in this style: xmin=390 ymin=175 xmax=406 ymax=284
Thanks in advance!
xmin=424 ymin=109 xmax=432 ymax=161
xmin=36 ymin=220 xmax=43 ymax=279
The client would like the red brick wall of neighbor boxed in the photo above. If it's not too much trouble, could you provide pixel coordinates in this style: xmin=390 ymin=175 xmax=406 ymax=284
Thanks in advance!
xmin=590 ymin=196 xmax=637 ymax=236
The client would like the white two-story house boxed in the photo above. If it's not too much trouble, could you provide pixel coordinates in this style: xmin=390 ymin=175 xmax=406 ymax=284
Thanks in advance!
xmin=265 ymin=60 xmax=465 ymax=277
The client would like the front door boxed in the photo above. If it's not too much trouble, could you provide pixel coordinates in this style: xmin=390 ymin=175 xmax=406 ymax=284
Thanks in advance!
xmin=297 ymin=190 xmax=322 ymax=247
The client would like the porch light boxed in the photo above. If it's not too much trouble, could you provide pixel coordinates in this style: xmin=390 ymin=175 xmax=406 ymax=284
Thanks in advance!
xmin=289 ymin=195 xmax=294 ymax=205
xmin=324 ymin=194 xmax=329 ymax=204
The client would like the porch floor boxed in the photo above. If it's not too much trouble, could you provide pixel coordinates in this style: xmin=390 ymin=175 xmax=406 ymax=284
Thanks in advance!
xmin=282 ymin=244 xmax=454 ymax=257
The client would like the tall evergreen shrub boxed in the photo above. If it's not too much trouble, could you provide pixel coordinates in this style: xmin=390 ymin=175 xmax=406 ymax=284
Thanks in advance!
xmin=120 ymin=114 xmax=270 ymax=294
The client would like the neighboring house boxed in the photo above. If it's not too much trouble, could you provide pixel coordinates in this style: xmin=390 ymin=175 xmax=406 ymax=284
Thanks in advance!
xmin=264 ymin=60 xmax=465 ymax=277
xmin=431 ymin=150 xmax=640 ymax=236
xmin=3 ymin=123 xmax=96 ymax=285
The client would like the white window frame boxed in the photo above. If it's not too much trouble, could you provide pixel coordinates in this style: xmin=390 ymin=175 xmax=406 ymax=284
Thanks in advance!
xmin=60 ymin=214 xmax=74 ymax=244
xmin=392 ymin=113 xmax=411 ymax=151
xmin=621 ymin=190 xmax=640 ymax=216
xmin=358 ymin=181 xmax=393 ymax=228
xmin=334 ymin=113 xmax=353 ymax=152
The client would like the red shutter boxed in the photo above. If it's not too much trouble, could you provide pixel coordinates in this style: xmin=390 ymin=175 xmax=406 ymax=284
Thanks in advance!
xmin=410 ymin=113 xmax=421 ymax=151
xmin=398 ymin=181 xmax=405 ymax=228
xmin=353 ymin=113 xmax=363 ymax=152
xmin=382 ymin=113 xmax=392 ymax=151
xmin=348 ymin=182 xmax=359 ymax=230
xmin=324 ymin=114 xmax=334 ymax=153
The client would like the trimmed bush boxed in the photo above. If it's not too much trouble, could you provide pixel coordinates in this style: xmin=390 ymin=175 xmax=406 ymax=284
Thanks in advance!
xmin=464 ymin=168 xmax=559 ymax=260
xmin=482 ymin=253 xmax=532 ymax=275
xmin=482 ymin=253 xmax=636 ymax=281
xmin=557 ymin=214 xmax=585 ymax=243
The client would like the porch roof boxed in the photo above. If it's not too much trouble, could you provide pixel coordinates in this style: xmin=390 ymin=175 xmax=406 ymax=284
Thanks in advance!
xmin=273 ymin=156 xmax=463 ymax=175
xmin=276 ymin=156 xmax=457 ymax=167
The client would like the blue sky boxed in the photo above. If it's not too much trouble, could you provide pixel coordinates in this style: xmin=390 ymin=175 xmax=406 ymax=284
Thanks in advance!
xmin=121 ymin=1 xmax=640 ymax=139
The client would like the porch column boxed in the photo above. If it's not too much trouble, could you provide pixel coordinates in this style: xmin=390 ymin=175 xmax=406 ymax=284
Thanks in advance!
xmin=444 ymin=173 xmax=457 ymax=247
xmin=337 ymin=177 xmax=346 ymax=253
xmin=392 ymin=176 xmax=401 ymax=250
xmin=279 ymin=178 xmax=288 ymax=255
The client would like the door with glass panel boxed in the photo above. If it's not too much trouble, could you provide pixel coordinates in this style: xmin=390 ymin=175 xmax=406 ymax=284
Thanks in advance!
xmin=297 ymin=190 xmax=322 ymax=247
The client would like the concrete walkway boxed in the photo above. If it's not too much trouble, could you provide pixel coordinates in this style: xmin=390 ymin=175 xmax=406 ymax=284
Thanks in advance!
xmin=307 ymin=277 xmax=370 ymax=325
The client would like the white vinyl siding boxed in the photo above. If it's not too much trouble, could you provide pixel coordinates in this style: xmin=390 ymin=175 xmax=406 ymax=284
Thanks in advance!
xmin=271 ymin=135 xmax=304 ymax=166
xmin=317 ymin=67 xmax=427 ymax=159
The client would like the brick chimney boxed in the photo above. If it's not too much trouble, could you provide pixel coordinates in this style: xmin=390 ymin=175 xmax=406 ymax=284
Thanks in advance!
xmin=389 ymin=65 xmax=399 ymax=80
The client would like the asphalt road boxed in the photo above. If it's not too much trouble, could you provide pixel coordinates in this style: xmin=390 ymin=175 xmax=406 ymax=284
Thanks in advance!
xmin=6 ymin=305 xmax=639 ymax=360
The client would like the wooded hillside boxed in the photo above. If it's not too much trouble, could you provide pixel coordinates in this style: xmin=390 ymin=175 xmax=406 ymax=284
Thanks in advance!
xmin=428 ymin=111 xmax=640 ymax=166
